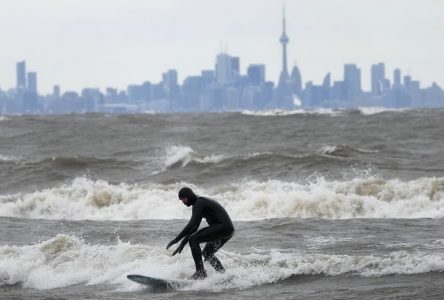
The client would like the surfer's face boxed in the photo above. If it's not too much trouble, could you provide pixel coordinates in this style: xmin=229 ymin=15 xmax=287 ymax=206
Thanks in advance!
xmin=180 ymin=197 xmax=188 ymax=206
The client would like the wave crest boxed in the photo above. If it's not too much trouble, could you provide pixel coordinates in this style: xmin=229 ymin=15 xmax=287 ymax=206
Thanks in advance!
xmin=2 ymin=177 xmax=444 ymax=220
xmin=1 ymin=234 xmax=444 ymax=290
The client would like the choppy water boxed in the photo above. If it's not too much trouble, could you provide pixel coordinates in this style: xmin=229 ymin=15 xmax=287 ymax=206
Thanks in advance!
xmin=1 ymin=108 xmax=444 ymax=299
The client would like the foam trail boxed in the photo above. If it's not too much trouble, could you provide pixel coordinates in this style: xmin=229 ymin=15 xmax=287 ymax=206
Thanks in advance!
xmin=357 ymin=107 xmax=407 ymax=115
xmin=1 ymin=176 xmax=444 ymax=220
xmin=241 ymin=109 xmax=339 ymax=116
xmin=0 ymin=154 xmax=19 ymax=162
xmin=1 ymin=234 xmax=444 ymax=291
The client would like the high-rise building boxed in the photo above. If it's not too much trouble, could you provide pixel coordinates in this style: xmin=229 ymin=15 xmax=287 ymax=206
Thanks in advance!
xmin=247 ymin=64 xmax=266 ymax=85
xmin=162 ymin=69 xmax=179 ymax=103
xmin=231 ymin=57 xmax=240 ymax=76
xmin=162 ymin=69 xmax=178 ymax=88
xmin=201 ymin=70 xmax=215 ymax=88
xmin=290 ymin=65 xmax=302 ymax=96
xmin=393 ymin=69 xmax=401 ymax=88
xmin=403 ymin=76 xmax=412 ymax=89
xmin=215 ymin=53 xmax=238 ymax=85
xmin=371 ymin=63 xmax=385 ymax=95
xmin=16 ymin=61 xmax=26 ymax=91
xmin=344 ymin=64 xmax=361 ymax=101
xmin=53 ymin=85 xmax=61 ymax=98
xmin=27 ymin=72 xmax=37 ymax=93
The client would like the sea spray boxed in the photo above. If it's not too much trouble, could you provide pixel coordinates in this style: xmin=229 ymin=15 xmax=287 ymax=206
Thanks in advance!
xmin=1 ymin=176 xmax=444 ymax=221
xmin=2 ymin=234 xmax=444 ymax=291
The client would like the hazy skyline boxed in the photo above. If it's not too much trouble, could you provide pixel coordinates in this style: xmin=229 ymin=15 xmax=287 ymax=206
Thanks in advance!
xmin=1 ymin=0 xmax=443 ymax=94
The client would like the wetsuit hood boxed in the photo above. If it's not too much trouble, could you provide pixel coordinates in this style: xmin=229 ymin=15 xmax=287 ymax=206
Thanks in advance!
xmin=178 ymin=187 xmax=197 ymax=206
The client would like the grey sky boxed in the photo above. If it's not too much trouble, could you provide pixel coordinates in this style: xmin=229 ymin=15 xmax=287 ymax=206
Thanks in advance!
xmin=1 ymin=0 xmax=442 ymax=94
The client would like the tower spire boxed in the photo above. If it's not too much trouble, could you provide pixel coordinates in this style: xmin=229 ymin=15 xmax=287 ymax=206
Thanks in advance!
xmin=279 ymin=4 xmax=290 ymax=83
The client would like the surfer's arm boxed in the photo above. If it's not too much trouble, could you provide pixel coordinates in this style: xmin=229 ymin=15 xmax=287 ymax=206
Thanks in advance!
xmin=173 ymin=203 xmax=203 ymax=243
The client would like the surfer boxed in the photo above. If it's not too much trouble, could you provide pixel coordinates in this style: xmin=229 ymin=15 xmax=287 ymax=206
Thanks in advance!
xmin=166 ymin=187 xmax=235 ymax=280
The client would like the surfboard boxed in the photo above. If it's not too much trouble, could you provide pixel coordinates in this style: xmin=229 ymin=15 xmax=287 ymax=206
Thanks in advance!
xmin=127 ymin=274 xmax=191 ymax=290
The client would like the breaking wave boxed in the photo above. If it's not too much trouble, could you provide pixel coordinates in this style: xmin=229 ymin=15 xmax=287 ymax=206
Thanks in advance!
xmin=162 ymin=145 xmax=225 ymax=170
xmin=159 ymin=144 xmax=373 ymax=174
xmin=241 ymin=109 xmax=340 ymax=116
xmin=0 ymin=154 xmax=20 ymax=162
xmin=318 ymin=145 xmax=379 ymax=157
xmin=1 ymin=234 xmax=444 ymax=291
xmin=1 ymin=176 xmax=444 ymax=221
xmin=357 ymin=107 xmax=407 ymax=115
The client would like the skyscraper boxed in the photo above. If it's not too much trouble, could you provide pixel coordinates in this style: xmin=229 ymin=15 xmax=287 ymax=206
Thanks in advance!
xmin=27 ymin=72 xmax=37 ymax=93
xmin=290 ymin=65 xmax=302 ymax=96
xmin=393 ymin=69 xmax=401 ymax=88
xmin=215 ymin=53 xmax=238 ymax=85
xmin=16 ymin=61 xmax=26 ymax=91
xmin=344 ymin=64 xmax=361 ymax=101
xmin=371 ymin=63 xmax=385 ymax=95
xmin=53 ymin=85 xmax=61 ymax=98
xmin=247 ymin=64 xmax=266 ymax=85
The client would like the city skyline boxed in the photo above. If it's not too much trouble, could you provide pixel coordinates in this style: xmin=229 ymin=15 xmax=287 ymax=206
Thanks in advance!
xmin=0 ymin=0 xmax=443 ymax=94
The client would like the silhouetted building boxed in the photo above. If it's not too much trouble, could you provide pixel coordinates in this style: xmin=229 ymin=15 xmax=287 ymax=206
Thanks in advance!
xmin=16 ymin=61 xmax=26 ymax=91
xmin=27 ymin=72 xmax=37 ymax=93
xmin=371 ymin=63 xmax=385 ymax=95
xmin=344 ymin=64 xmax=361 ymax=101
xmin=215 ymin=53 xmax=238 ymax=85
xmin=393 ymin=69 xmax=401 ymax=88
xmin=247 ymin=64 xmax=265 ymax=85
xmin=290 ymin=65 xmax=302 ymax=96
xmin=53 ymin=85 xmax=61 ymax=98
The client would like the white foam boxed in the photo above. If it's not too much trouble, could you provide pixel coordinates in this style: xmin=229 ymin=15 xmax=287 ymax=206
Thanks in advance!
xmin=0 ymin=116 xmax=8 ymax=122
xmin=319 ymin=145 xmax=337 ymax=155
xmin=160 ymin=145 xmax=226 ymax=171
xmin=241 ymin=108 xmax=339 ymax=116
xmin=357 ymin=107 xmax=407 ymax=115
xmin=0 ymin=154 xmax=19 ymax=162
xmin=1 ymin=234 xmax=444 ymax=291
xmin=2 ymin=176 xmax=444 ymax=221
xmin=163 ymin=145 xmax=195 ymax=169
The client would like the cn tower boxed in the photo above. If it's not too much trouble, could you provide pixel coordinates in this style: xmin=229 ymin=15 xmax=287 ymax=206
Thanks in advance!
xmin=279 ymin=5 xmax=289 ymax=86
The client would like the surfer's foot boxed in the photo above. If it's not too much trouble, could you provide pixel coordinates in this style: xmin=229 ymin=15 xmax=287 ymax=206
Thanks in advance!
xmin=191 ymin=270 xmax=207 ymax=280
xmin=214 ymin=265 xmax=225 ymax=273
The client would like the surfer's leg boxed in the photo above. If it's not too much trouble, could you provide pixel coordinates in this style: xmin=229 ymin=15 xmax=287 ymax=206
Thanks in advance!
xmin=188 ymin=225 xmax=232 ymax=274
xmin=202 ymin=234 xmax=233 ymax=273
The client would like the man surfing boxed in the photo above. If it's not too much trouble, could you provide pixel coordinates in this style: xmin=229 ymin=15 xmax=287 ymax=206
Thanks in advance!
xmin=166 ymin=187 xmax=235 ymax=280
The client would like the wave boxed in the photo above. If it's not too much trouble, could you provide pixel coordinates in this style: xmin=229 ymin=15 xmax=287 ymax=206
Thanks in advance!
xmin=0 ymin=154 xmax=20 ymax=162
xmin=1 ymin=176 xmax=444 ymax=221
xmin=159 ymin=144 xmax=368 ymax=174
xmin=241 ymin=108 xmax=340 ymax=116
xmin=0 ymin=116 xmax=9 ymax=122
xmin=318 ymin=145 xmax=379 ymax=157
xmin=161 ymin=145 xmax=225 ymax=170
xmin=240 ymin=107 xmax=410 ymax=117
xmin=357 ymin=107 xmax=408 ymax=116
xmin=1 ymin=234 xmax=444 ymax=291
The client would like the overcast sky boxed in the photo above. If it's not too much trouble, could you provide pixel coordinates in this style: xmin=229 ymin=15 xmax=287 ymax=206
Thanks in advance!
xmin=0 ymin=0 xmax=442 ymax=94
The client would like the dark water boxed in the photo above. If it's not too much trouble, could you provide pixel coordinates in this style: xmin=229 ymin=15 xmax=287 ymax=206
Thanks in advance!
xmin=1 ymin=108 xmax=444 ymax=299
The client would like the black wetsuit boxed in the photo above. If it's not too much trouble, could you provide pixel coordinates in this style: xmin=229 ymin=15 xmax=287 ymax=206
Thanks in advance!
xmin=173 ymin=196 xmax=234 ymax=273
